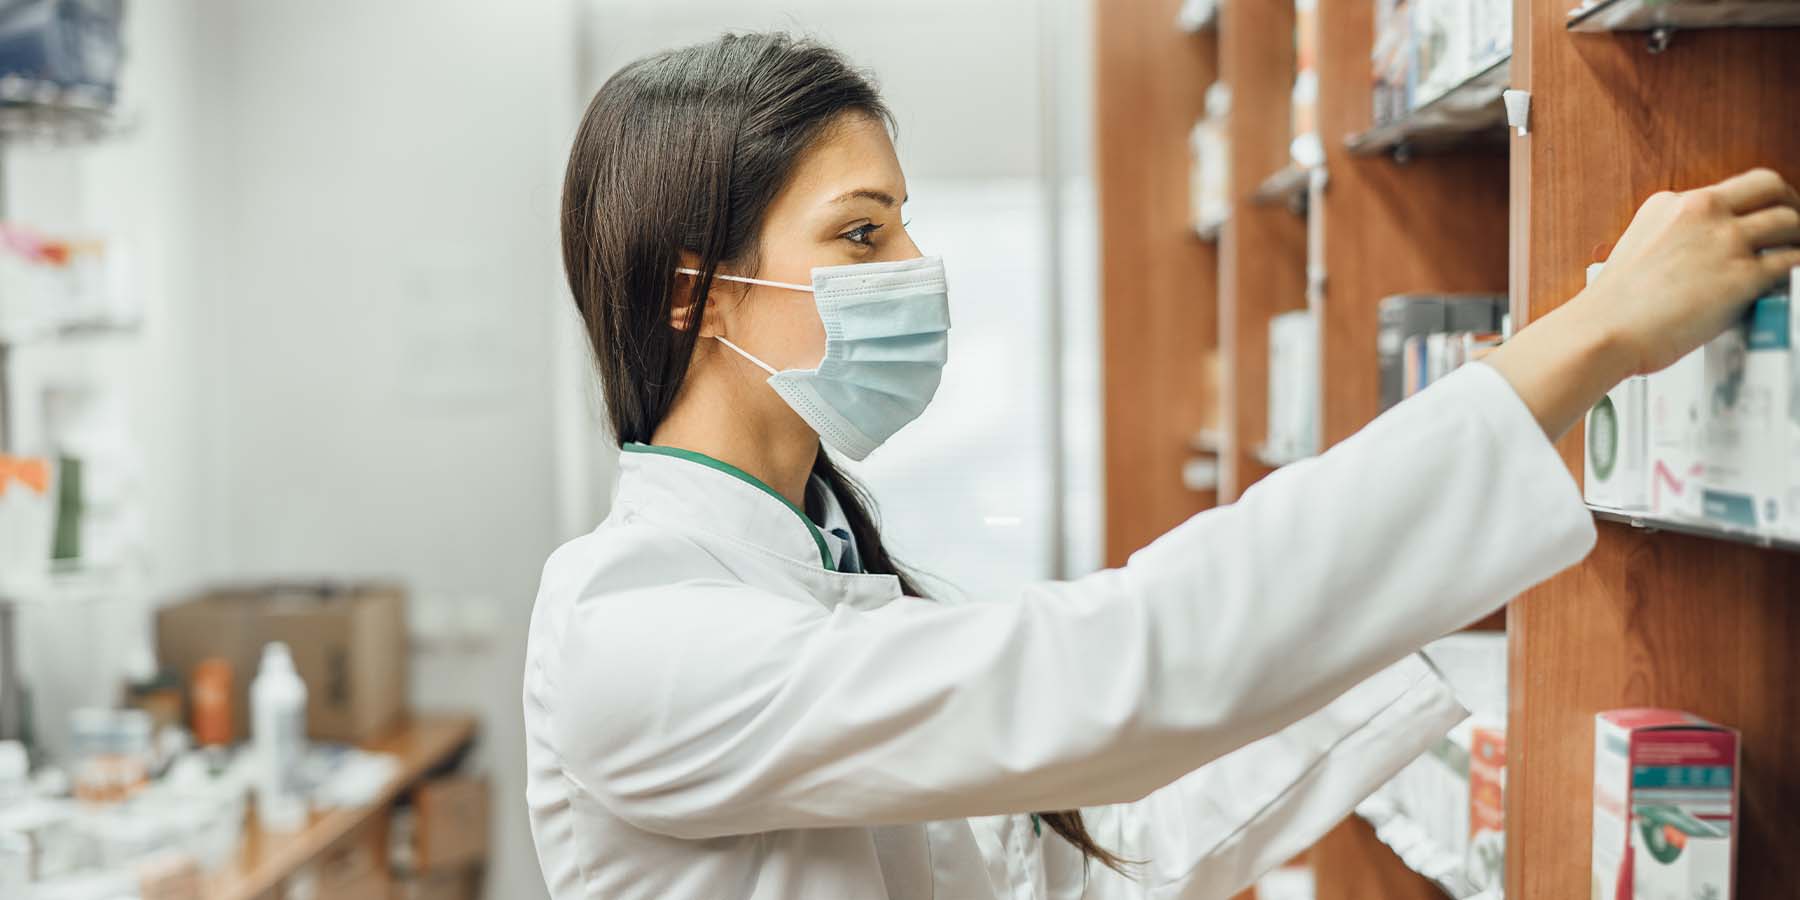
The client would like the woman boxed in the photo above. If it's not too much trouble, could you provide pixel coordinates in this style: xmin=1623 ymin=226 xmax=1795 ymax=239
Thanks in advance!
xmin=525 ymin=32 xmax=1800 ymax=900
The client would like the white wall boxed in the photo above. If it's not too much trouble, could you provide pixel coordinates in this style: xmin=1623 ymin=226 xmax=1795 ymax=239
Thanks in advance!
xmin=183 ymin=4 xmax=580 ymax=897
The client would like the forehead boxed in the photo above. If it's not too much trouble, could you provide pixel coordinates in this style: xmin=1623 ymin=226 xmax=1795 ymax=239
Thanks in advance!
xmin=779 ymin=113 xmax=906 ymax=204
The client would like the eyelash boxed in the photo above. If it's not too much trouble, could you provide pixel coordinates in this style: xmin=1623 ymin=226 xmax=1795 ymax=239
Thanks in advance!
xmin=842 ymin=219 xmax=911 ymax=246
xmin=843 ymin=223 xmax=882 ymax=246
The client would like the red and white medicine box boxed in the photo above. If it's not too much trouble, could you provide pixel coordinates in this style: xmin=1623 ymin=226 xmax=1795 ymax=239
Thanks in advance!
xmin=1466 ymin=726 xmax=1505 ymax=892
xmin=1593 ymin=709 xmax=1739 ymax=900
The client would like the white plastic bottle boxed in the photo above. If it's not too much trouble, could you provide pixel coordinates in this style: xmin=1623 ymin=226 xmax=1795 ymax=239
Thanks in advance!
xmin=251 ymin=642 xmax=308 ymax=831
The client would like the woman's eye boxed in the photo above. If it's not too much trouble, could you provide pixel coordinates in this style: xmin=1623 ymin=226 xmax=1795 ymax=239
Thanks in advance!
xmin=842 ymin=223 xmax=882 ymax=246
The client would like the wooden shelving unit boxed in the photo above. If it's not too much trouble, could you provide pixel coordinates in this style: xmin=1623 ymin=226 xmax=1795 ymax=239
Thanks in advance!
xmin=1508 ymin=2 xmax=1800 ymax=896
xmin=1098 ymin=0 xmax=1799 ymax=896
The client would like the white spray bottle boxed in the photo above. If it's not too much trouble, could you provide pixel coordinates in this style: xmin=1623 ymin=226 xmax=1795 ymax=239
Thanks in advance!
xmin=251 ymin=641 xmax=308 ymax=831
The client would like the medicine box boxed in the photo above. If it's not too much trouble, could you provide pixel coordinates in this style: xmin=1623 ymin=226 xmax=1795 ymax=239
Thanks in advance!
xmin=1584 ymin=376 xmax=1648 ymax=511
xmin=1789 ymin=270 xmax=1800 ymax=539
xmin=1592 ymin=710 xmax=1738 ymax=900
xmin=1697 ymin=289 xmax=1791 ymax=533
xmin=1411 ymin=0 xmax=1472 ymax=109
xmin=1466 ymin=726 xmax=1504 ymax=892
xmin=1646 ymin=348 xmax=1707 ymax=520
xmin=1583 ymin=264 xmax=1649 ymax=512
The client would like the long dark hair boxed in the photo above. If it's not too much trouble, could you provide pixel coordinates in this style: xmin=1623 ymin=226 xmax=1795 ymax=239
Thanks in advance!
xmin=559 ymin=32 xmax=1127 ymax=874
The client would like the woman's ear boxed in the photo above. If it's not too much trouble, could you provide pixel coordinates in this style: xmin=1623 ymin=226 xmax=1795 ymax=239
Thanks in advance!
xmin=669 ymin=251 xmax=723 ymax=337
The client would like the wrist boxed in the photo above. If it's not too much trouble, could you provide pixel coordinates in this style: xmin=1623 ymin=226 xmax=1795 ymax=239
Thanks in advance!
xmin=1560 ymin=289 xmax=1641 ymax=382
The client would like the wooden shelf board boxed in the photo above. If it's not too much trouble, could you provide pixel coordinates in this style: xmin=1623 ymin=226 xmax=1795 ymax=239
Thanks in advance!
xmin=1189 ymin=426 xmax=1226 ymax=454
xmin=1251 ymin=163 xmax=1317 ymax=212
xmin=1252 ymin=443 xmax=1312 ymax=469
xmin=1588 ymin=505 xmax=1800 ymax=553
xmin=1345 ymin=59 xmax=1510 ymax=157
xmin=1568 ymin=0 xmax=1800 ymax=31
xmin=205 ymin=714 xmax=478 ymax=900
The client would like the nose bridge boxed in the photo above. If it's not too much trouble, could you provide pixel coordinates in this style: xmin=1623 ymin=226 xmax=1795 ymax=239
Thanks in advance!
xmin=892 ymin=226 xmax=923 ymax=261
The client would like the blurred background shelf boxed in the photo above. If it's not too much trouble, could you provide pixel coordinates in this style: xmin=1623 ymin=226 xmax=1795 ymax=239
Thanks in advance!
xmin=1253 ymin=163 xmax=1317 ymax=212
xmin=1189 ymin=426 xmax=1225 ymax=454
xmin=1588 ymin=505 xmax=1800 ymax=553
xmin=1253 ymin=442 xmax=1312 ymax=469
xmin=0 ymin=561 xmax=142 ymax=607
xmin=1567 ymin=0 xmax=1800 ymax=31
xmin=0 ymin=77 xmax=127 ymax=144
xmin=1345 ymin=59 xmax=1509 ymax=158
xmin=0 ymin=318 xmax=143 ymax=347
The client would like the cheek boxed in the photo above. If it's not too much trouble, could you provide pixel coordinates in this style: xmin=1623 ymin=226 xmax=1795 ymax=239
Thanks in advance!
xmin=741 ymin=291 xmax=827 ymax=370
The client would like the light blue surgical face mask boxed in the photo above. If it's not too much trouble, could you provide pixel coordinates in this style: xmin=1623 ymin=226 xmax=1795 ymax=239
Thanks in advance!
xmin=676 ymin=256 xmax=950 ymax=461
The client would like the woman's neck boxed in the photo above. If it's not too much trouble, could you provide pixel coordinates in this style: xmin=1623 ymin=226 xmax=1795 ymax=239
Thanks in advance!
xmin=649 ymin=347 xmax=819 ymax=508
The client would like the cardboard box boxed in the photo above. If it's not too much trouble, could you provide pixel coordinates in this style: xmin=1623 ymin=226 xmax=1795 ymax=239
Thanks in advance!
xmin=395 ymin=868 xmax=483 ymax=900
xmin=1698 ymin=291 xmax=1791 ymax=533
xmin=294 ymin=821 xmax=390 ymax=900
xmin=157 ymin=581 xmax=408 ymax=743
xmin=1466 ymin=726 xmax=1504 ymax=892
xmin=1585 ymin=376 xmax=1648 ymax=511
xmin=1646 ymin=348 xmax=1708 ymax=520
xmin=1592 ymin=710 xmax=1738 ymax=900
xmin=396 ymin=777 xmax=491 ymax=874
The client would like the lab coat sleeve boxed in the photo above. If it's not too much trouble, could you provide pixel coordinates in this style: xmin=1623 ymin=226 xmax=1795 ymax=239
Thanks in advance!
xmin=550 ymin=362 xmax=1593 ymax=839
xmin=1064 ymin=654 xmax=1466 ymax=899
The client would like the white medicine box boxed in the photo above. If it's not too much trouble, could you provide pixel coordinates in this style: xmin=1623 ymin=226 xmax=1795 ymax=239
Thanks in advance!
xmin=1585 ymin=376 xmax=1648 ymax=511
xmin=1645 ymin=349 xmax=1706 ymax=520
xmin=1582 ymin=263 xmax=1649 ymax=511
xmin=1697 ymin=289 xmax=1791 ymax=533
xmin=1790 ymin=270 xmax=1800 ymax=539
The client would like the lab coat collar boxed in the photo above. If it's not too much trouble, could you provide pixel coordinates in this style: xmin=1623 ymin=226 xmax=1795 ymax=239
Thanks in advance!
xmin=614 ymin=444 xmax=903 ymax=609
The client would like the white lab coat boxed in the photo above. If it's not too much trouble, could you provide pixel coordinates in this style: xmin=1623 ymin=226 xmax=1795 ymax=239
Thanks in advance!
xmin=522 ymin=363 xmax=1596 ymax=899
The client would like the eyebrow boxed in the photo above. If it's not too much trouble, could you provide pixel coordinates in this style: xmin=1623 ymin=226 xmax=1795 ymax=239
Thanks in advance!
xmin=829 ymin=189 xmax=907 ymax=207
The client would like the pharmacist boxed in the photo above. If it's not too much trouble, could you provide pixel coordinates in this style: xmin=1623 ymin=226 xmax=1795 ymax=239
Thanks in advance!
xmin=523 ymin=34 xmax=1800 ymax=900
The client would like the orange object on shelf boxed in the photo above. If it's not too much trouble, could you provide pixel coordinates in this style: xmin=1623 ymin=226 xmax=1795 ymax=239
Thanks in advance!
xmin=0 ymin=456 xmax=51 ymax=495
xmin=191 ymin=658 xmax=234 ymax=746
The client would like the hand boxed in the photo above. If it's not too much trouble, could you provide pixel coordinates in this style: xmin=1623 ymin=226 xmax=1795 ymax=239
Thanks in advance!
xmin=1576 ymin=168 xmax=1800 ymax=376
xmin=1485 ymin=168 xmax=1800 ymax=440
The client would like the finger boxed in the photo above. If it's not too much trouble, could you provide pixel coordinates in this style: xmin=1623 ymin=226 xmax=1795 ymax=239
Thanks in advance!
xmin=1739 ymin=205 xmax=1800 ymax=249
xmin=1762 ymin=246 xmax=1800 ymax=279
xmin=1711 ymin=168 xmax=1800 ymax=214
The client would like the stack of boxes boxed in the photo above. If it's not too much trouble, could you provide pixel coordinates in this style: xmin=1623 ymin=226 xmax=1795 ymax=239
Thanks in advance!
xmin=1376 ymin=294 xmax=1508 ymax=412
xmin=1584 ymin=269 xmax=1798 ymax=543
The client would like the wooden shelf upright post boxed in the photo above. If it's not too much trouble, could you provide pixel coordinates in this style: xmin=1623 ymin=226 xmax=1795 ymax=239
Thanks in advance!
xmin=1218 ymin=0 xmax=1307 ymax=501
xmin=1096 ymin=0 xmax=1224 ymax=566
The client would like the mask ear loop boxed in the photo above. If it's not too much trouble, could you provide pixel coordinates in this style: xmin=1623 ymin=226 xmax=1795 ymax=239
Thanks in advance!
xmin=673 ymin=267 xmax=813 ymax=376
xmin=713 ymin=335 xmax=779 ymax=376
xmin=674 ymin=267 xmax=813 ymax=293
